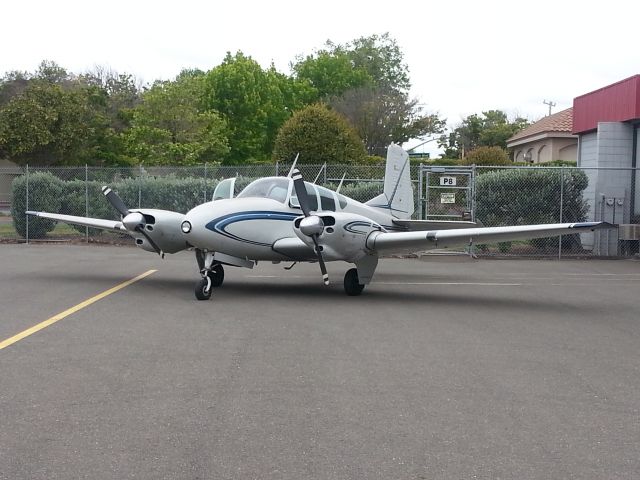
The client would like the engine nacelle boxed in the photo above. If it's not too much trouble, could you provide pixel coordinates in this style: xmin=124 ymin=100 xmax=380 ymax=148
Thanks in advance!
xmin=293 ymin=211 xmax=384 ymax=262
xmin=131 ymin=209 xmax=188 ymax=254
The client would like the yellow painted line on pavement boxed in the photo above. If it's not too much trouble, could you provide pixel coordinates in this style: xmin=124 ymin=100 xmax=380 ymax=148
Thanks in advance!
xmin=0 ymin=269 xmax=157 ymax=351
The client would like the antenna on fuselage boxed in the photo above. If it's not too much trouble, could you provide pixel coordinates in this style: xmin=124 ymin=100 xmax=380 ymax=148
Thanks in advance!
xmin=286 ymin=153 xmax=300 ymax=178
xmin=313 ymin=163 xmax=326 ymax=184
xmin=335 ymin=172 xmax=346 ymax=194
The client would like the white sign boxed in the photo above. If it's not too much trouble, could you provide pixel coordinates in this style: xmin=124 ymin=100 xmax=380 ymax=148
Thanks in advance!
xmin=440 ymin=176 xmax=456 ymax=186
xmin=441 ymin=193 xmax=456 ymax=204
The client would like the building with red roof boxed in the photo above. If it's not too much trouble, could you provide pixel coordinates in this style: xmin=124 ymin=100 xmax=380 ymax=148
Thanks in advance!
xmin=507 ymin=108 xmax=577 ymax=163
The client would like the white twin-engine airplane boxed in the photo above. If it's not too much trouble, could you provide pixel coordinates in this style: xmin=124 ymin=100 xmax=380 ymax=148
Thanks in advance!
xmin=28 ymin=144 xmax=611 ymax=300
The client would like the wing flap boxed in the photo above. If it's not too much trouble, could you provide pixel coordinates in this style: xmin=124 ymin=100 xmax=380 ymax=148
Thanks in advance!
xmin=26 ymin=211 xmax=126 ymax=232
xmin=367 ymin=222 xmax=614 ymax=255
xmin=392 ymin=219 xmax=480 ymax=231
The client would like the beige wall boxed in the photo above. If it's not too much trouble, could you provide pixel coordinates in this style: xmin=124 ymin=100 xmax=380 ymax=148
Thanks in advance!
xmin=512 ymin=137 xmax=577 ymax=163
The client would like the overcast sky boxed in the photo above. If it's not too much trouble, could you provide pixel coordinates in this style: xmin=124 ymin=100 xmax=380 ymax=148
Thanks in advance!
xmin=2 ymin=0 xmax=639 ymax=154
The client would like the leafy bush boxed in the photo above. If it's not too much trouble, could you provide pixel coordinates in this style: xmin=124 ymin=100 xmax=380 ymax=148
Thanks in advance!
xmin=11 ymin=172 xmax=63 ymax=238
xmin=475 ymin=168 xmax=589 ymax=249
xmin=462 ymin=146 xmax=511 ymax=166
xmin=272 ymin=103 xmax=367 ymax=164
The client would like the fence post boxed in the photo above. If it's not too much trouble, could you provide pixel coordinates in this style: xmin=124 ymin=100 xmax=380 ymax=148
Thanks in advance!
xmin=204 ymin=162 xmax=208 ymax=203
xmin=558 ymin=167 xmax=564 ymax=260
xmin=85 ymin=164 xmax=89 ymax=243
xmin=25 ymin=164 xmax=29 ymax=244
xmin=138 ymin=164 xmax=142 ymax=208
xmin=275 ymin=161 xmax=279 ymax=177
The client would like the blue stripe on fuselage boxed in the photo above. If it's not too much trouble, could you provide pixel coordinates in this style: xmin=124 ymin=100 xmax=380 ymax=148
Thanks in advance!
xmin=205 ymin=211 xmax=300 ymax=246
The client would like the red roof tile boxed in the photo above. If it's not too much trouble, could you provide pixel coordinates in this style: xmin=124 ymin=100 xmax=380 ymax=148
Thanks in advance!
xmin=508 ymin=107 xmax=574 ymax=142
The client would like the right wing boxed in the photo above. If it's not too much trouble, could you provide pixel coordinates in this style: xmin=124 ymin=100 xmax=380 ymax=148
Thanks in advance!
xmin=26 ymin=211 xmax=126 ymax=232
xmin=367 ymin=222 xmax=614 ymax=255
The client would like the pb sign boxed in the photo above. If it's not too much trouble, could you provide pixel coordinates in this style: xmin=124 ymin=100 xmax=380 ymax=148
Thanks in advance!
xmin=439 ymin=176 xmax=456 ymax=186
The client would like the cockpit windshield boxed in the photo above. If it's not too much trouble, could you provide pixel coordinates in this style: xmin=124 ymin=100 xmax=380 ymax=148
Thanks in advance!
xmin=237 ymin=177 xmax=290 ymax=204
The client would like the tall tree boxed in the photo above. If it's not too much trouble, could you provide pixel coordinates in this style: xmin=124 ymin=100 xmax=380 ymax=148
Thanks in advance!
xmin=0 ymin=82 xmax=100 ymax=165
xmin=204 ymin=52 xmax=313 ymax=163
xmin=293 ymin=33 xmax=443 ymax=155
xmin=122 ymin=74 xmax=228 ymax=165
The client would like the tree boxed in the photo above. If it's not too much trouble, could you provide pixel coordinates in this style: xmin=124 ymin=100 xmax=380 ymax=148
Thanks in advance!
xmin=294 ymin=33 xmax=444 ymax=155
xmin=272 ymin=103 xmax=367 ymax=164
xmin=442 ymin=110 xmax=529 ymax=158
xmin=329 ymin=86 xmax=446 ymax=156
xmin=0 ymin=82 xmax=100 ymax=165
xmin=292 ymin=49 xmax=372 ymax=98
xmin=204 ymin=52 xmax=313 ymax=163
xmin=122 ymin=74 xmax=229 ymax=165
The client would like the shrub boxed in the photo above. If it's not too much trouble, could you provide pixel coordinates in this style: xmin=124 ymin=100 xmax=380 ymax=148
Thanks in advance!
xmin=272 ymin=103 xmax=367 ymax=164
xmin=462 ymin=146 xmax=511 ymax=166
xmin=475 ymin=168 xmax=589 ymax=249
xmin=11 ymin=172 xmax=64 ymax=238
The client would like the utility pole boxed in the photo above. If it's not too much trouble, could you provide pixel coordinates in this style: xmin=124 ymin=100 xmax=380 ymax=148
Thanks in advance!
xmin=543 ymin=99 xmax=556 ymax=116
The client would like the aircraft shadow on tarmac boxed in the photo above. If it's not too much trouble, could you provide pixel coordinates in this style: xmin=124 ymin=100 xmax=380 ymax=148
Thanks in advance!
xmin=35 ymin=270 xmax=592 ymax=314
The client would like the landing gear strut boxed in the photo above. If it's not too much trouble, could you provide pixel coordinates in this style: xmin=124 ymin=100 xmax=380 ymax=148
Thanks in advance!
xmin=194 ymin=249 xmax=225 ymax=300
xmin=343 ymin=268 xmax=365 ymax=296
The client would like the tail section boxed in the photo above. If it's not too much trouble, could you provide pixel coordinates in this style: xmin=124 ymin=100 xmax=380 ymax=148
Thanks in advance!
xmin=365 ymin=143 xmax=414 ymax=219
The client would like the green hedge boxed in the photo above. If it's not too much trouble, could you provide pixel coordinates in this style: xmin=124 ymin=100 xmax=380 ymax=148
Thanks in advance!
xmin=11 ymin=172 xmax=63 ymax=238
xmin=475 ymin=168 xmax=589 ymax=249
xmin=12 ymin=175 xmax=222 ymax=238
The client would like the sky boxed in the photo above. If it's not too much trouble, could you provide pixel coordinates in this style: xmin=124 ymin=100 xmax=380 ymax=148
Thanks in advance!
xmin=2 ymin=0 xmax=640 ymax=155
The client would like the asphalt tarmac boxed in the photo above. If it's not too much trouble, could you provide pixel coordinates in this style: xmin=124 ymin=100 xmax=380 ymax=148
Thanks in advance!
xmin=1 ymin=244 xmax=639 ymax=479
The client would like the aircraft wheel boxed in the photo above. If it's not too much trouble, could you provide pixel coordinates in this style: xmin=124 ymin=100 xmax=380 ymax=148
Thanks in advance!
xmin=208 ymin=264 xmax=225 ymax=287
xmin=344 ymin=268 xmax=365 ymax=296
xmin=195 ymin=277 xmax=212 ymax=300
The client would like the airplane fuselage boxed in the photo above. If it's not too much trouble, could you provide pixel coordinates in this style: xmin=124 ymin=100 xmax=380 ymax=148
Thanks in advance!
xmin=183 ymin=177 xmax=396 ymax=262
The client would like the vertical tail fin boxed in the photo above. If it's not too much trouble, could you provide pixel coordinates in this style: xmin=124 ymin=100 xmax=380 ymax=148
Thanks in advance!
xmin=365 ymin=143 xmax=414 ymax=219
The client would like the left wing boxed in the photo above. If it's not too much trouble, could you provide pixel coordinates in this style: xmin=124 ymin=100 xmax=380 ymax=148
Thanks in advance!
xmin=26 ymin=211 xmax=126 ymax=232
xmin=366 ymin=222 xmax=614 ymax=255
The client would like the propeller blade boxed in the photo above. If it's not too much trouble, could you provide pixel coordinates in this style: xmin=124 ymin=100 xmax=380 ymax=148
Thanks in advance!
xmin=135 ymin=225 xmax=164 ymax=257
xmin=311 ymin=235 xmax=329 ymax=286
xmin=102 ymin=186 xmax=130 ymax=216
xmin=291 ymin=169 xmax=311 ymax=217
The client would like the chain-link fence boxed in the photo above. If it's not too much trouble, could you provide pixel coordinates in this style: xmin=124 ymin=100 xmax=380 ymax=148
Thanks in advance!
xmin=1 ymin=163 xmax=638 ymax=258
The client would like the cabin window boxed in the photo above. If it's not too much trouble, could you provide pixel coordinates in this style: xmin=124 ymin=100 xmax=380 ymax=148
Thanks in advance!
xmin=237 ymin=178 xmax=290 ymax=204
xmin=317 ymin=186 xmax=336 ymax=211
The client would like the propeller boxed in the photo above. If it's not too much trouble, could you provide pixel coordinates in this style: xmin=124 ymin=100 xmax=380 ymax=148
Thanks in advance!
xmin=101 ymin=186 xmax=164 ymax=257
xmin=291 ymin=169 xmax=329 ymax=286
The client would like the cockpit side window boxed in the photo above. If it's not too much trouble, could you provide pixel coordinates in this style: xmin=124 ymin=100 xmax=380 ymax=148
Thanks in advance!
xmin=317 ymin=186 xmax=336 ymax=211
xmin=337 ymin=193 xmax=348 ymax=209
xmin=237 ymin=178 xmax=291 ymax=204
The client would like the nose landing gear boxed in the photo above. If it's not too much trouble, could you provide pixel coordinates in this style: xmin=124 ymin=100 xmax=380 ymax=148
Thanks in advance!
xmin=194 ymin=249 xmax=225 ymax=300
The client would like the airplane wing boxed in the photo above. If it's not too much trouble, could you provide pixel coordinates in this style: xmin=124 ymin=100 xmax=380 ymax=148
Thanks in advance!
xmin=26 ymin=211 xmax=126 ymax=232
xmin=392 ymin=219 xmax=480 ymax=231
xmin=367 ymin=222 xmax=613 ymax=255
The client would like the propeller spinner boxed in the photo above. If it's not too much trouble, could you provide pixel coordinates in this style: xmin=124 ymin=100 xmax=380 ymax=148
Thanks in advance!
xmin=101 ymin=186 xmax=164 ymax=257
xmin=291 ymin=169 xmax=329 ymax=286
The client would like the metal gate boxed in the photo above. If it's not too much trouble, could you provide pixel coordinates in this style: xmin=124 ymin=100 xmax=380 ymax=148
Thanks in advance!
xmin=417 ymin=166 xmax=475 ymax=221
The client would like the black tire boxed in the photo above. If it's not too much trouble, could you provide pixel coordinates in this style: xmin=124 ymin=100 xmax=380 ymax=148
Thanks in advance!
xmin=195 ymin=277 xmax=212 ymax=300
xmin=208 ymin=264 xmax=225 ymax=288
xmin=344 ymin=268 xmax=365 ymax=296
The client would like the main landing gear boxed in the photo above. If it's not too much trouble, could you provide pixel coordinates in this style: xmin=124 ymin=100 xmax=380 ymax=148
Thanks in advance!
xmin=194 ymin=249 xmax=225 ymax=300
xmin=343 ymin=268 xmax=365 ymax=296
